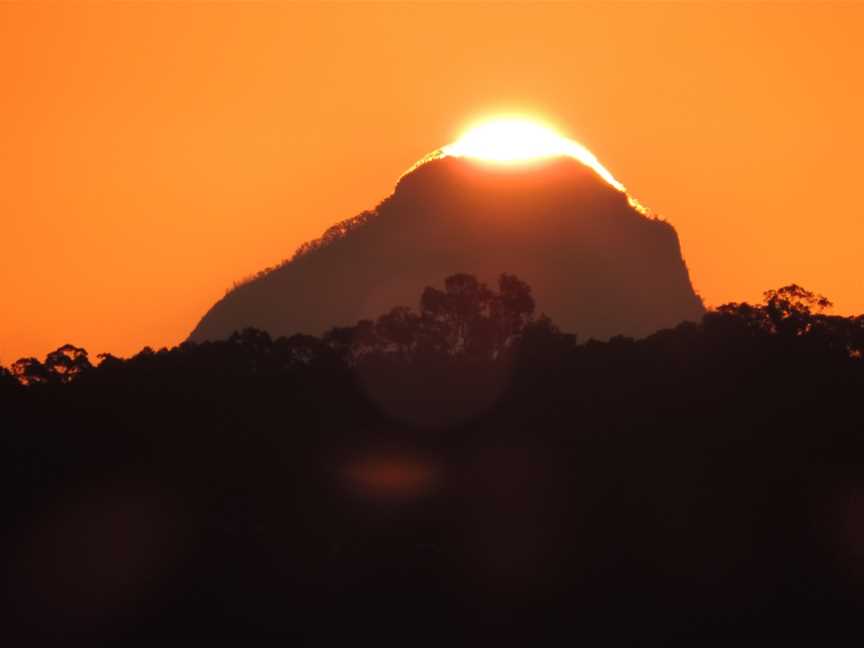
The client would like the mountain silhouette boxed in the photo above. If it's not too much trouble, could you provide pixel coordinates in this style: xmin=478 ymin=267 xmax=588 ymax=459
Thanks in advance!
xmin=189 ymin=155 xmax=704 ymax=343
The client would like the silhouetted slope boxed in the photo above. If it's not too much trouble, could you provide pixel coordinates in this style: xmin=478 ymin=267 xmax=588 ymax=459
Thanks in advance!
xmin=4 ymin=287 xmax=864 ymax=645
xmin=189 ymin=156 xmax=704 ymax=343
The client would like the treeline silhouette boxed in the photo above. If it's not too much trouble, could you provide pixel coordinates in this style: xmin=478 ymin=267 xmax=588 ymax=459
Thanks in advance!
xmin=2 ymin=275 xmax=864 ymax=645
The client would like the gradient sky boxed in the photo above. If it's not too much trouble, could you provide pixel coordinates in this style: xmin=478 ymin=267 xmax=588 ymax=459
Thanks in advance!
xmin=2 ymin=2 xmax=863 ymax=364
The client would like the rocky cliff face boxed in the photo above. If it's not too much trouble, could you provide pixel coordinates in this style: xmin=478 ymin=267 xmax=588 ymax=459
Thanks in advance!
xmin=189 ymin=155 xmax=704 ymax=343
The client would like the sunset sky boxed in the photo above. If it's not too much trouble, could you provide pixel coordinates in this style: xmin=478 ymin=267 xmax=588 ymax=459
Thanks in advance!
xmin=2 ymin=2 xmax=863 ymax=364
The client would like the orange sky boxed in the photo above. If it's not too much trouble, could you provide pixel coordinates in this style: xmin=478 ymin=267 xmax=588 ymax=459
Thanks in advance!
xmin=2 ymin=2 xmax=863 ymax=364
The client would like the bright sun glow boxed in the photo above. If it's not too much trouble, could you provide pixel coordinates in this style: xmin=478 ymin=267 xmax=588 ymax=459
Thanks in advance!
xmin=442 ymin=117 xmax=625 ymax=191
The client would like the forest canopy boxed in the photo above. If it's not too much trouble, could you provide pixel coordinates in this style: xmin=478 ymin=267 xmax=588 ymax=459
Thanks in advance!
xmin=2 ymin=275 xmax=863 ymax=644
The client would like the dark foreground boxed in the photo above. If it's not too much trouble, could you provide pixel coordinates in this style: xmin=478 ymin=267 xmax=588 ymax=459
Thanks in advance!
xmin=2 ymin=278 xmax=863 ymax=645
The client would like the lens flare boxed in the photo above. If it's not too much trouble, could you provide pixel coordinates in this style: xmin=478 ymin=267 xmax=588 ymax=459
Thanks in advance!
xmin=443 ymin=117 xmax=625 ymax=191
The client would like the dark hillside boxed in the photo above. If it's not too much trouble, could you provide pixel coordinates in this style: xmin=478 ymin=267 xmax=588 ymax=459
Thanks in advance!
xmin=3 ymin=278 xmax=863 ymax=644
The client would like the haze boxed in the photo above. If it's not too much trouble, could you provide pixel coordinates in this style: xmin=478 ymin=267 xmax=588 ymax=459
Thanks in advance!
xmin=2 ymin=3 xmax=863 ymax=363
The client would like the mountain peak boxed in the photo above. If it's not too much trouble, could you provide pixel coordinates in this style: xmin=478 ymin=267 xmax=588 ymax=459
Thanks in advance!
xmin=189 ymin=154 xmax=704 ymax=344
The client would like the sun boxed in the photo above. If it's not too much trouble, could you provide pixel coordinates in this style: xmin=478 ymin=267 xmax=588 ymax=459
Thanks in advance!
xmin=442 ymin=117 xmax=625 ymax=191
xmin=403 ymin=115 xmax=650 ymax=214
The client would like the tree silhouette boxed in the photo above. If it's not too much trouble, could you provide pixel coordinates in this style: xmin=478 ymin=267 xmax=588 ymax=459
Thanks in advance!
xmin=11 ymin=356 xmax=49 ymax=385
xmin=375 ymin=307 xmax=419 ymax=357
xmin=8 ymin=345 xmax=92 ymax=385
xmin=763 ymin=284 xmax=832 ymax=336
xmin=417 ymin=273 xmax=535 ymax=359
xmin=43 ymin=344 xmax=92 ymax=383
xmin=420 ymin=273 xmax=493 ymax=355
xmin=490 ymin=273 xmax=536 ymax=353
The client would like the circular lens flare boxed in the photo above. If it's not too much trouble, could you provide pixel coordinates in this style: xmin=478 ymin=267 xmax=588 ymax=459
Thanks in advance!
xmin=443 ymin=117 xmax=624 ymax=191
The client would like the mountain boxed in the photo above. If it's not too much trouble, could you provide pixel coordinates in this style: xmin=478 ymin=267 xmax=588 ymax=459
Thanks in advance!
xmin=188 ymin=155 xmax=704 ymax=343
